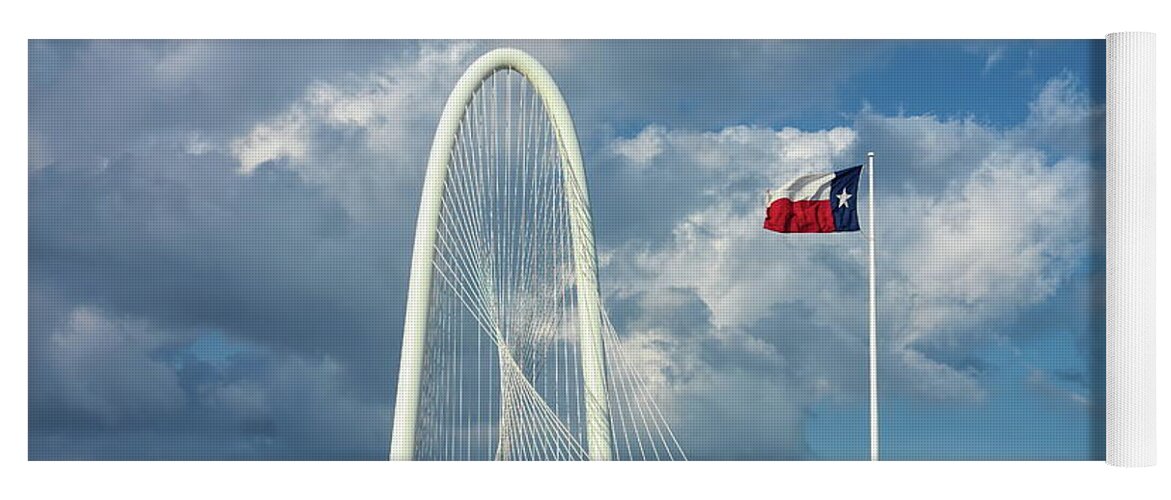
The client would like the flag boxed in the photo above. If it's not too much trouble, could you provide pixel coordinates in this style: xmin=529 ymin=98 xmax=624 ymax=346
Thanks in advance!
xmin=763 ymin=165 xmax=863 ymax=233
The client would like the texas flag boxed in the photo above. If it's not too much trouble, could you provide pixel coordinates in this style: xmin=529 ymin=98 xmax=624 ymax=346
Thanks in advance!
xmin=764 ymin=165 xmax=863 ymax=233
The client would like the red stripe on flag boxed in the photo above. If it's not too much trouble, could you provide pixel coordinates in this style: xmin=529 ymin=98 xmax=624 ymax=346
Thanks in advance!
xmin=763 ymin=199 xmax=836 ymax=233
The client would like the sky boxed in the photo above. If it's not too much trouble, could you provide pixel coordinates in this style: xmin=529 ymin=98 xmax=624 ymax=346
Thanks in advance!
xmin=28 ymin=39 xmax=1105 ymax=460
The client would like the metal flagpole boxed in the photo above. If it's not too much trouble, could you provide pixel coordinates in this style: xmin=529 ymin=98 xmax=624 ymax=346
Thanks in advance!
xmin=867 ymin=151 xmax=878 ymax=461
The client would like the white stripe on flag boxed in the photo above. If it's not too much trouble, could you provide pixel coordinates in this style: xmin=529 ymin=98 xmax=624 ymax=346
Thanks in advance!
xmin=768 ymin=171 xmax=835 ymax=204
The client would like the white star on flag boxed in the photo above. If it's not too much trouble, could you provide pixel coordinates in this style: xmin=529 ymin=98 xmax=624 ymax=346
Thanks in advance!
xmin=837 ymin=189 xmax=852 ymax=208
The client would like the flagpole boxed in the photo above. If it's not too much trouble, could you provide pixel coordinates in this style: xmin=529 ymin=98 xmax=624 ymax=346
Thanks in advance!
xmin=867 ymin=151 xmax=878 ymax=461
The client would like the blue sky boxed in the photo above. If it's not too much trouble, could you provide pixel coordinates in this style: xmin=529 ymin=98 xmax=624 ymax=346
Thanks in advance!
xmin=28 ymin=40 xmax=1104 ymax=460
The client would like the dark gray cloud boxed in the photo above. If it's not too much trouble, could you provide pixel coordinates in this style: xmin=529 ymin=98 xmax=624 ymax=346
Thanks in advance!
xmin=30 ymin=148 xmax=406 ymax=367
xmin=29 ymin=150 xmax=402 ymax=458
xmin=29 ymin=40 xmax=418 ymax=168
xmin=29 ymin=41 xmax=486 ymax=459
xmin=498 ymin=40 xmax=889 ymax=139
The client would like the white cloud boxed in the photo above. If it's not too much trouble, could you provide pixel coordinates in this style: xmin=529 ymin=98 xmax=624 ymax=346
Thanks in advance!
xmin=231 ymin=109 xmax=309 ymax=172
xmin=899 ymin=152 xmax=1092 ymax=329
xmin=1015 ymin=72 xmax=1104 ymax=157
xmin=606 ymin=290 xmax=811 ymax=459
xmin=605 ymin=125 xmax=860 ymax=329
xmin=31 ymin=302 xmax=188 ymax=427
xmin=600 ymin=74 xmax=1101 ymax=416
xmin=983 ymin=47 xmax=1005 ymax=75
xmin=152 ymin=40 xmax=219 ymax=83
xmin=228 ymin=42 xmax=480 ymax=221
xmin=1025 ymin=73 xmax=1097 ymax=134
xmin=611 ymin=126 xmax=664 ymax=165
xmin=1026 ymin=369 xmax=1092 ymax=408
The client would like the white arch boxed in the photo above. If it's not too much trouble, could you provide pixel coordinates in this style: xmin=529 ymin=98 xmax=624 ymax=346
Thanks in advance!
xmin=389 ymin=48 xmax=611 ymax=461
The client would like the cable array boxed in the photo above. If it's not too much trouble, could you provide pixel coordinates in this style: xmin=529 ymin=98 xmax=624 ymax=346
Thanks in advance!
xmin=413 ymin=69 xmax=684 ymax=461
